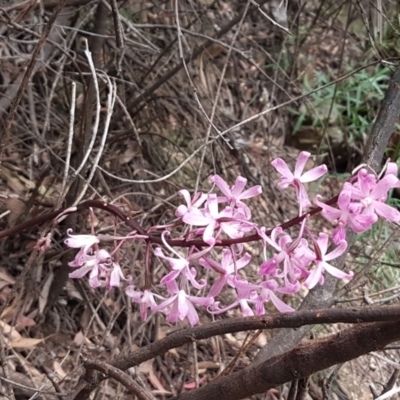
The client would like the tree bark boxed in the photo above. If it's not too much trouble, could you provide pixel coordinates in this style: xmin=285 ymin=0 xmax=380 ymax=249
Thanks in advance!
xmin=174 ymin=321 xmax=400 ymax=400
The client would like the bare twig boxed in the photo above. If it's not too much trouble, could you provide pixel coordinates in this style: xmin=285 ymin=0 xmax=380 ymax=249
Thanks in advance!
xmin=73 ymin=38 xmax=101 ymax=179
xmin=83 ymin=359 xmax=155 ymax=400
xmin=74 ymin=76 xmax=117 ymax=204
xmin=59 ymin=81 xmax=76 ymax=207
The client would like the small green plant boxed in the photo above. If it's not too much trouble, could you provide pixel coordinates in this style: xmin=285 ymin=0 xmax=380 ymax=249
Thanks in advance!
xmin=289 ymin=66 xmax=391 ymax=145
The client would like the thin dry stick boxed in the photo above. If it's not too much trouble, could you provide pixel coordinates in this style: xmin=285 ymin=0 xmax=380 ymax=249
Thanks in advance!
xmin=0 ymin=376 xmax=61 ymax=397
xmin=110 ymin=0 xmax=271 ymax=124
xmin=115 ymin=94 xmax=142 ymax=145
xmin=375 ymin=387 xmax=400 ymax=400
xmin=0 ymin=0 xmax=67 ymax=162
xmin=249 ymin=0 xmax=291 ymax=34
xmin=108 ymin=0 xmax=124 ymax=49
xmin=83 ymin=359 xmax=156 ymax=400
xmin=355 ymin=0 xmax=380 ymax=59
xmin=74 ymin=76 xmax=117 ymax=204
xmin=101 ymin=0 xmax=158 ymax=52
xmin=58 ymin=81 xmax=76 ymax=207
xmin=193 ymin=341 xmax=199 ymax=389
xmin=73 ymin=38 xmax=102 ymax=178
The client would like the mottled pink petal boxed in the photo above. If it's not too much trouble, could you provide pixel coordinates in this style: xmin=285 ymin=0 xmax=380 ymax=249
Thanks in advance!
xmin=231 ymin=176 xmax=247 ymax=197
xmin=348 ymin=213 xmax=377 ymax=232
xmin=372 ymin=175 xmax=399 ymax=199
xmin=332 ymin=225 xmax=346 ymax=245
xmin=239 ymin=300 xmax=254 ymax=316
xmin=203 ymin=221 xmax=216 ymax=245
xmin=69 ymin=264 xmax=93 ymax=279
xmin=315 ymin=195 xmax=341 ymax=221
xmin=185 ymin=301 xmax=199 ymax=326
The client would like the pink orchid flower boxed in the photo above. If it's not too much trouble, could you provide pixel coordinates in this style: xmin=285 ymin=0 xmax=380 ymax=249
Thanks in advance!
xmin=152 ymin=281 xmax=214 ymax=326
xmin=107 ymin=262 xmax=132 ymax=289
xmin=344 ymin=169 xmax=400 ymax=223
xmin=69 ymin=248 xmax=112 ymax=288
xmin=210 ymin=175 xmax=262 ymax=219
xmin=304 ymin=233 xmax=352 ymax=289
xmin=64 ymin=229 xmax=99 ymax=265
xmin=315 ymin=190 xmax=378 ymax=244
xmin=199 ymin=249 xmax=252 ymax=297
xmin=175 ymin=190 xmax=207 ymax=224
xmin=271 ymin=151 xmax=327 ymax=212
xmin=126 ymin=286 xmax=158 ymax=320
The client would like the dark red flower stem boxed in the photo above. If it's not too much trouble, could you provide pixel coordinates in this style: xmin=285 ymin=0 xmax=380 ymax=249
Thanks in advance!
xmin=0 ymin=195 xmax=339 ymax=247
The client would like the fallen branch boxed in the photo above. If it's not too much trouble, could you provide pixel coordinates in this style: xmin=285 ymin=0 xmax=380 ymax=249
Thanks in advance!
xmin=69 ymin=304 xmax=400 ymax=399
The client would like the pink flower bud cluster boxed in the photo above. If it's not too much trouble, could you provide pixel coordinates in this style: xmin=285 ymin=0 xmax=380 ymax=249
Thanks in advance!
xmin=64 ymin=152 xmax=400 ymax=325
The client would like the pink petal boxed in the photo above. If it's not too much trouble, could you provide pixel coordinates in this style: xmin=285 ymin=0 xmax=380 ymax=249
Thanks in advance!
xmin=206 ymin=194 xmax=219 ymax=217
xmin=176 ymin=291 xmax=189 ymax=320
xmin=69 ymin=264 xmax=93 ymax=279
xmin=338 ymin=190 xmax=352 ymax=211
xmin=332 ymin=225 xmax=346 ymax=245
xmin=160 ymin=270 xmax=180 ymax=284
xmin=182 ymin=208 xmax=210 ymax=226
xmin=239 ymin=185 xmax=262 ymax=199
xmin=186 ymin=301 xmax=200 ymax=326
xmin=239 ymin=300 xmax=254 ymax=316
xmin=372 ymin=175 xmax=399 ymax=199
xmin=322 ymin=261 xmax=353 ymax=280
xmin=210 ymin=175 xmax=231 ymax=197
xmin=385 ymin=162 xmax=398 ymax=177
xmin=271 ymin=158 xmax=294 ymax=180
xmin=316 ymin=233 xmax=329 ymax=255
xmin=203 ymin=221 xmax=216 ymax=245
xmin=269 ymin=291 xmax=294 ymax=312
xmin=304 ymin=262 xmax=324 ymax=289
xmin=175 ymin=204 xmax=188 ymax=218
xmin=231 ymin=176 xmax=247 ymax=198
xmin=294 ymin=151 xmax=311 ymax=177
xmin=348 ymin=213 xmax=377 ymax=232
xmin=300 ymin=164 xmax=328 ymax=183
xmin=178 ymin=189 xmax=192 ymax=207
xmin=374 ymin=202 xmax=400 ymax=223
xmin=324 ymin=240 xmax=347 ymax=262
xmin=315 ymin=195 xmax=341 ymax=221
xmin=64 ymin=231 xmax=99 ymax=248
xmin=294 ymin=181 xmax=311 ymax=209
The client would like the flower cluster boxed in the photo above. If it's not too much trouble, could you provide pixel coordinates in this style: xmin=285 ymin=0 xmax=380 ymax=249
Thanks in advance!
xmin=64 ymin=152 xmax=400 ymax=325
